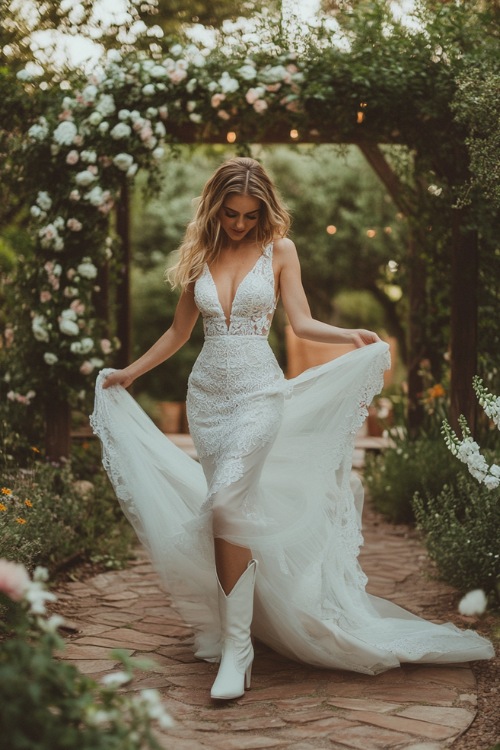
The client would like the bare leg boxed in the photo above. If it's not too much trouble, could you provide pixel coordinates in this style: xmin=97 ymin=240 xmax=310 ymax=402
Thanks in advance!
xmin=214 ymin=538 xmax=252 ymax=594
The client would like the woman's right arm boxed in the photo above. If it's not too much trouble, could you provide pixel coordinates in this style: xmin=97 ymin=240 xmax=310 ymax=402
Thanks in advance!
xmin=102 ymin=284 xmax=199 ymax=389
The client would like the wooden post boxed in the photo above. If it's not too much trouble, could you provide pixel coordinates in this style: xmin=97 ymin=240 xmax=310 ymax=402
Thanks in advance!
xmin=407 ymin=236 xmax=426 ymax=436
xmin=45 ymin=398 xmax=71 ymax=461
xmin=450 ymin=210 xmax=478 ymax=432
xmin=115 ymin=179 xmax=131 ymax=369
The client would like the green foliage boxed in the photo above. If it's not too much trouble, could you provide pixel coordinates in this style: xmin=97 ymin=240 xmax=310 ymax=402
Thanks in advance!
xmin=0 ymin=454 xmax=134 ymax=574
xmin=0 ymin=569 xmax=171 ymax=750
xmin=413 ymin=473 xmax=500 ymax=601
xmin=364 ymin=434 xmax=461 ymax=524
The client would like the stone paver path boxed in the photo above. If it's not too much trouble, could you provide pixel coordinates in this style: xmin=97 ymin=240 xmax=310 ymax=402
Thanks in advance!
xmin=55 ymin=496 xmax=479 ymax=750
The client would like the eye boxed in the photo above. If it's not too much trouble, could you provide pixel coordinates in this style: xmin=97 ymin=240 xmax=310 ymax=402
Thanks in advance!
xmin=246 ymin=214 xmax=258 ymax=221
xmin=224 ymin=210 xmax=237 ymax=218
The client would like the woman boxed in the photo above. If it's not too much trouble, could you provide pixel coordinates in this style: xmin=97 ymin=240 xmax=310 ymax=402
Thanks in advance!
xmin=92 ymin=157 xmax=493 ymax=701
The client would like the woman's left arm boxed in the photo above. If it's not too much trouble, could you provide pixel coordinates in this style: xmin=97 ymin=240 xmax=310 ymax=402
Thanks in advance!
xmin=276 ymin=238 xmax=381 ymax=348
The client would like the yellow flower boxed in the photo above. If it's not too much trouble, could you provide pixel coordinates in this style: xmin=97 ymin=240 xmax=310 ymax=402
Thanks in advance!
xmin=16 ymin=518 xmax=27 ymax=525
xmin=25 ymin=499 xmax=33 ymax=508
xmin=0 ymin=503 xmax=7 ymax=512
xmin=1 ymin=487 xmax=12 ymax=495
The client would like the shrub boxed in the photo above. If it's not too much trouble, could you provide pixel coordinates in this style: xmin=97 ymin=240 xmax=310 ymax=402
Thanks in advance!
xmin=0 ymin=455 xmax=134 ymax=575
xmin=0 ymin=560 xmax=173 ymax=750
xmin=413 ymin=474 xmax=500 ymax=601
xmin=364 ymin=433 xmax=461 ymax=523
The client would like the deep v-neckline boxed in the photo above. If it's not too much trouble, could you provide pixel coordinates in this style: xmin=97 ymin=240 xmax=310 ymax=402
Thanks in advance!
xmin=206 ymin=245 xmax=270 ymax=329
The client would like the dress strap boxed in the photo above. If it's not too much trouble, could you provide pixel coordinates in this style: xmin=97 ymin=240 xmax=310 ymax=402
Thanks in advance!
xmin=263 ymin=241 xmax=274 ymax=259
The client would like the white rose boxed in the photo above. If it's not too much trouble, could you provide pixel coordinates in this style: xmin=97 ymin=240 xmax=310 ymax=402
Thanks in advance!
xmin=129 ymin=110 xmax=141 ymax=122
xmin=77 ymin=260 xmax=98 ymax=279
xmin=152 ymin=147 xmax=164 ymax=160
xmin=142 ymin=84 xmax=155 ymax=96
xmin=32 ymin=315 xmax=49 ymax=342
xmin=96 ymin=94 xmax=116 ymax=116
xmin=54 ymin=216 xmax=65 ymax=230
xmin=218 ymin=72 xmax=239 ymax=94
xmin=28 ymin=116 xmax=48 ymax=139
xmin=30 ymin=205 xmax=42 ymax=218
xmin=238 ymin=64 xmax=257 ymax=81
xmin=113 ymin=153 xmax=134 ymax=172
xmin=88 ymin=111 xmax=103 ymax=126
xmin=70 ymin=341 xmax=83 ymax=354
xmin=36 ymin=191 xmax=52 ymax=211
xmin=191 ymin=52 xmax=206 ymax=68
xmin=150 ymin=65 xmax=167 ymax=78
xmin=75 ymin=170 xmax=97 ymax=187
xmin=189 ymin=113 xmax=202 ymax=123
xmin=98 ymin=122 xmax=110 ymax=134
xmin=458 ymin=589 xmax=487 ymax=616
xmin=170 ymin=44 xmax=183 ymax=56
xmin=146 ymin=107 xmax=158 ymax=118
xmin=260 ymin=64 xmax=288 ymax=83
xmin=186 ymin=78 xmax=197 ymax=93
xmin=81 ymin=84 xmax=98 ymax=103
xmin=61 ymin=309 xmax=77 ymax=321
xmin=155 ymin=122 xmax=166 ymax=137
xmin=484 ymin=475 xmax=500 ymax=490
xmin=86 ymin=186 xmax=104 ymax=206
xmin=43 ymin=353 xmax=58 ymax=365
xmin=79 ymin=337 xmax=94 ymax=353
xmin=90 ymin=357 xmax=104 ymax=368
xmin=110 ymin=122 xmax=132 ymax=139
xmin=59 ymin=318 xmax=79 ymax=336
xmin=118 ymin=109 xmax=131 ymax=120
xmin=17 ymin=69 xmax=32 ymax=81
xmin=53 ymin=121 xmax=78 ymax=146
xmin=53 ymin=237 xmax=65 ymax=252
xmin=127 ymin=164 xmax=138 ymax=178
xmin=80 ymin=150 xmax=97 ymax=163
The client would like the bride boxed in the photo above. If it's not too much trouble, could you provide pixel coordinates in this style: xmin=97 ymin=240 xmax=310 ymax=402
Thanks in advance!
xmin=91 ymin=156 xmax=493 ymax=701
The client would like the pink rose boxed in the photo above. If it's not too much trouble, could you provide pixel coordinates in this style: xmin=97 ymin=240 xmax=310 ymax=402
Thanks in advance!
xmin=286 ymin=64 xmax=298 ymax=74
xmin=70 ymin=299 xmax=85 ymax=314
xmin=218 ymin=110 xmax=231 ymax=121
xmin=211 ymin=93 xmax=226 ymax=108
xmin=0 ymin=559 xmax=31 ymax=602
xmin=100 ymin=338 xmax=112 ymax=354
xmin=245 ymin=88 xmax=261 ymax=105
xmin=66 ymin=150 xmax=79 ymax=165
xmin=58 ymin=110 xmax=73 ymax=121
xmin=73 ymin=135 xmax=83 ymax=146
xmin=266 ymin=83 xmax=281 ymax=93
xmin=140 ymin=125 xmax=153 ymax=142
xmin=80 ymin=361 xmax=94 ymax=375
xmin=169 ymin=69 xmax=187 ymax=84
xmin=285 ymin=99 xmax=300 ymax=112
xmin=4 ymin=326 xmax=14 ymax=346
xmin=69 ymin=190 xmax=80 ymax=201
xmin=253 ymin=99 xmax=268 ymax=114
xmin=40 ymin=290 xmax=52 ymax=303
xmin=87 ymin=165 xmax=98 ymax=175
xmin=67 ymin=218 xmax=83 ymax=232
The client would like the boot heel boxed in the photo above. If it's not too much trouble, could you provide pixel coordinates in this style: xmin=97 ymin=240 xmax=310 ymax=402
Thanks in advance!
xmin=245 ymin=663 xmax=252 ymax=689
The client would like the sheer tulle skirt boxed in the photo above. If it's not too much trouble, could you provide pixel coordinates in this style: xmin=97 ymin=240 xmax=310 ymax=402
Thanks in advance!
xmin=91 ymin=341 xmax=494 ymax=673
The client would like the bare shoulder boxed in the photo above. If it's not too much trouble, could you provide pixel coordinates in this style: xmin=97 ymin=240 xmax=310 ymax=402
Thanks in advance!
xmin=273 ymin=237 xmax=299 ymax=269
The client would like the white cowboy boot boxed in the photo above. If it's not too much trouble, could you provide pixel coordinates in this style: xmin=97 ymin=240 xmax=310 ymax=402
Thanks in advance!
xmin=210 ymin=559 xmax=258 ymax=700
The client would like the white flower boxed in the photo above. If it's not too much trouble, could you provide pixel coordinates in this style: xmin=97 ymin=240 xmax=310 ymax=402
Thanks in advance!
xmin=458 ymin=589 xmax=487 ymax=616
xmin=489 ymin=464 xmax=500 ymax=478
xmin=81 ymin=84 xmax=98 ymax=103
xmin=32 ymin=315 xmax=49 ymax=342
xmin=24 ymin=580 xmax=57 ymax=615
xmin=86 ymin=186 xmax=104 ymax=206
xmin=428 ymin=184 xmax=443 ymax=197
xmin=43 ymin=352 xmax=58 ymax=365
xmin=77 ymin=260 xmax=98 ymax=279
xmin=484 ymin=474 xmax=500 ymax=490
xmin=53 ymin=121 xmax=78 ymax=146
xmin=260 ymin=64 xmax=289 ymax=83
xmin=39 ymin=614 xmax=65 ymax=633
xmin=75 ymin=170 xmax=97 ymax=187
xmin=28 ymin=118 xmax=49 ymax=141
xmin=218 ymin=72 xmax=239 ymax=94
xmin=90 ymin=357 xmax=104 ymax=368
xmin=113 ymin=153 xmax=134 ymax=172
xmin=33 ymin=566 xmax=49 ymax=582
xmin=155 ymin=121 xmax=166 ymax=138
xmin=142 ymin=84 xmax=155 ymax=96
xmin=238 ymin=64 xmax=257 ymax=81
xmin=130 ymin=109 xmax=141 ymax=122
xmin=88 ymin=111 xmax=103 ymax=126
xmin=36 ymin=191 xmax=52 ymax=211
xmin=101 ymin=671 xmax=132 ymax=687
xmin=59 ymin=318 xmax=79 ymax=336
xmin=127 ymin=164 xmax=138 ymax=178
xmin=137 ymin=689 xmax=174 ymax=729
xmin=152 ymin=147 xmax=164 ymax=160
xmin=191 ymin=52 xmax=206 ymax=68
xmin=189 ymin=113 xmax=202 ymax=123
xmin=30 ymin=205 xmax=42 ymax=218
xmin=170 ymin=44 xmax=183 ymax=56
xmin=118 ymin=108 xmax=131 ymax=120
xmin=110 ymin=122 xmax=132 ymax=139
xmin=186 ymin=78 xmax=197 ymax=93
xmin=80 ymin=150 xmax=97 ymax=163
xmin=54 ymin=216 xmax=65 ymax=230
xmin=96 ymin=94 xmax=116 ymax=116
xmin=61 ymin=308 xmax=77 ymax=321
xmin=98 ymin=121 xmax=110 ymax=134
xmin=17 ymin=68 xmax=32 ymax=81
xmin=150 ymin=65 xmax=168 ymax=78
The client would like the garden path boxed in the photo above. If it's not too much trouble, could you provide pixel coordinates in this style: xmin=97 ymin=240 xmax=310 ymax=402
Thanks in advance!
xmin=54 ymin=460 xmax=485 ymax=749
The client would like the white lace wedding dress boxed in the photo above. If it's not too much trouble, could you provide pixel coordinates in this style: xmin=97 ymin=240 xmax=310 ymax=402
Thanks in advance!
xmin=91 ymin=242 xmax=493 ymax=673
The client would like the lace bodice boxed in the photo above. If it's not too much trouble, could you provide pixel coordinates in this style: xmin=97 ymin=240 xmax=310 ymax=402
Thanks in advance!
xmin=194 ymin=243 xmax=276 ymax=337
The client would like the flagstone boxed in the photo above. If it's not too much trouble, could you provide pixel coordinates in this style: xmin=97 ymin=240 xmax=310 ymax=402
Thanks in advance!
xmin=340 ymin=710 xmax=457 ymax=740
xmin=102 ymin=590 xmax=139 ymax=601
xmin=62 ymin=644 xmax=134 ymax=659
xmin=396 ymin=705 xmax=474 ymax=729
xmin=70 ymin=658 xmax=120 ymax=674
xmin=327 ymin=698 xmax=403 ymax=713
xmin=325 ymin=723 xmax=416 ymax=749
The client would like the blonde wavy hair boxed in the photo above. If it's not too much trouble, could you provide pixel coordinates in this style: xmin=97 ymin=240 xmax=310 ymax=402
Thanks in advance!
xmin=167 ymin=157 xmax=291 ymax=289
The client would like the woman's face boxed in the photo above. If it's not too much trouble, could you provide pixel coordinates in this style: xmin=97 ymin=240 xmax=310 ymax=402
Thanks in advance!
xmin=218 ymin=193 xmax=261 ymax=243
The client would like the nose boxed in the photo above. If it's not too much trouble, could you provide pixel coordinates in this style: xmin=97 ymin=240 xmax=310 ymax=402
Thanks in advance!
xmin=235 ymin=215 xmax=245 ymax=229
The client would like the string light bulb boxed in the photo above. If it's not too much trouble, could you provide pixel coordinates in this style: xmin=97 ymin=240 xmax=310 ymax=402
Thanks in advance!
xmin=290 ymin=129 xmax=299 ymax=139
xmin=226 ymin=131 xmax=237 ymax=143
xmin=326 ymin=225 xmax=337 ymax=235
